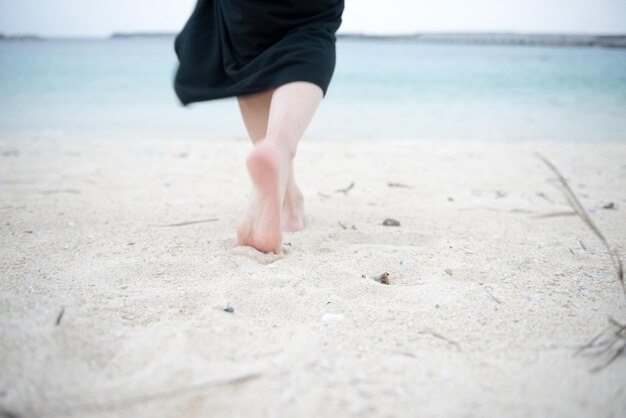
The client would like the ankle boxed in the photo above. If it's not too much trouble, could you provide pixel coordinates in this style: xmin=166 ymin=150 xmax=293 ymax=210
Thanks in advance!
xmin=264 ymin=134 xmax=297 ymax=160
xmin=285 ymin=186 xmax=303 ymax=201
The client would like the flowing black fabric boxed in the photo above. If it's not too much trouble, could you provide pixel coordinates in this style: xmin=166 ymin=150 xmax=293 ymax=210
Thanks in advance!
xmin=173 ymin=0 xmax=344 ymax=105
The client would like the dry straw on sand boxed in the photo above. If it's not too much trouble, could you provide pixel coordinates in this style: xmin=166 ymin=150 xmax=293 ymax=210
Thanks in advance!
xmin=537 ymin=153 xmax=625 ymax=372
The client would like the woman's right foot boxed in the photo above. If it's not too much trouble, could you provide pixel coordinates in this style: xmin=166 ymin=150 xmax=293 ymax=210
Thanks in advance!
xmin=235 ymin=140 xmax=284 ymax=253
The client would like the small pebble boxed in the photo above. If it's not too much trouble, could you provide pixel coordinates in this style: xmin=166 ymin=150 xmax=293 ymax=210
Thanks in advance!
xmin=602 ymin=202 xmax=617 ymax=210
xmin=382 ymin=218 xmax=400 ymax=226
xmin=378 ymin=272 xmax=390 ymax=285
xmin=444 ymin=268 xmax=453 ymax=276
xmin=224 ymin=303 xmax=235 ymax=313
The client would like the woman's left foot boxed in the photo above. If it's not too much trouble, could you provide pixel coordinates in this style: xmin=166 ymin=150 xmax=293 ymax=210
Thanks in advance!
xmin=281 ymin=187 xmax=305 ymax=232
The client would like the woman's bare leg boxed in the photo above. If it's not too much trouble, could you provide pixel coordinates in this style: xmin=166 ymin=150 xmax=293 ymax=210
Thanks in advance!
xmin=235 ymin=81 xmax=323 ymax=253
xmin=237 ymin=87 xmax=306 ymax=232
xmin=237 ymin=88 xmax=273 ymax=142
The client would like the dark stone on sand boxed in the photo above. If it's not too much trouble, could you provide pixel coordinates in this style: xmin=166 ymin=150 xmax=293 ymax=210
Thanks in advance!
xmin=382 ymin=218 xmax=400 ymax=226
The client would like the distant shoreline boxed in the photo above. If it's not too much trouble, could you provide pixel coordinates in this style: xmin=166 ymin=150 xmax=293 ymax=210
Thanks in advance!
xmin=0 ymin=34 xmax=43 ymax=41
xmin=338 ymin=32 xmax=626 ymax=48
xmin=1 ymin=32 xmax=625 ymax=48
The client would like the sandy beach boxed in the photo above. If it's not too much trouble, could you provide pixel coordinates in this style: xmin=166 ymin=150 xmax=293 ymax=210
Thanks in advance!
xmin=1 ymin=137 xmax=625 ymax=417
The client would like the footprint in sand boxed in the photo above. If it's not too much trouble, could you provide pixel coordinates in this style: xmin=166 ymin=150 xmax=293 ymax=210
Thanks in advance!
xmin=225 ymin=238 xmax=287 ymax=265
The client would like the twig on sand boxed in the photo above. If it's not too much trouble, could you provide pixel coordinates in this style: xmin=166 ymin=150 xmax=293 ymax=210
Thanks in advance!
xmin=535 ymin=153 xmax=624 ymax=297
xmin=387 ymin=182 xmax=412 ymax=188
xmin=483 ymin=287 xmax=502 ymax=304
xmin=419 ymin=329 xmax=461 ymax=351
xmin=536 ymin=153 xmax=625 ymax=371
xmin=55 ymin=308 xmax=64 ymax=326
xmin=338 ymin=221 xmax=357 ymax=231
xmin=531 ymin=211 xmax=577 ymax=219
xmin=574 ymin=317 xmax=626 ymax=373
xmin=41 ymin=372 xmax=262 ymax=417
xmin=152 ymin=218 xmax=218 ymax=227
xmin=389 ymin=349 xmax=417 ymax=358
xmin=458 ymin=206 xmax=500 ymax=212
xmin=334 ymin=182 xmax=355 ymax=195
xmin=40 ymin=189 xmax=82 ymax=195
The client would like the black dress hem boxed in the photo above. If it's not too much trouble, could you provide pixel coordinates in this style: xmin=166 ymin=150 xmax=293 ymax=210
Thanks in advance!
xmin=175 ymin=75 xmax=330 ymax=106
xmin=173 ymin=0 xmax=344 ymax=105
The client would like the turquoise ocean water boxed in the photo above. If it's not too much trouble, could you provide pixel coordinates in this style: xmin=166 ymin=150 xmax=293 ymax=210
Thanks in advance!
xmin=0 ymin=37 xmax=625 ymax=142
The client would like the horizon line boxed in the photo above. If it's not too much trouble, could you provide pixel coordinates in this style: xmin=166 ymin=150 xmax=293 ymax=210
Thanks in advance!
xmin=1 ymin=30 xmax=626 ymax=40
xmin=1 ymin=31 xmax=625 ymax=49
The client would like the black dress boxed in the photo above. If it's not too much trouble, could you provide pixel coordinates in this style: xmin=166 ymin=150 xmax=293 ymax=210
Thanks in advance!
xmin=173 ymin=0 xmax=345 ymax=105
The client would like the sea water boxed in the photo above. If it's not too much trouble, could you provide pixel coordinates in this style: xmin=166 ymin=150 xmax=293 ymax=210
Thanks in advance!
xmin=0 ymin=37 xmax=625 ymax=142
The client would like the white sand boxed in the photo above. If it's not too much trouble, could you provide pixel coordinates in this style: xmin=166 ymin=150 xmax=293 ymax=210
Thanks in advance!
xmin=1 ymin=137 xmax=625 ymax=417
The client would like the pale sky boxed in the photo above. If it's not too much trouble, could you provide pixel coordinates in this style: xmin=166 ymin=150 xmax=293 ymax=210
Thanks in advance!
xmin=1 ymin=0 xmax=625 ymax=37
